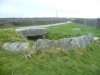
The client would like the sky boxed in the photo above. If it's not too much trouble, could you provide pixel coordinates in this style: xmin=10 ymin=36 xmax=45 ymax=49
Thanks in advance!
xmin=0 ymin=0 xmax=100 ymax=18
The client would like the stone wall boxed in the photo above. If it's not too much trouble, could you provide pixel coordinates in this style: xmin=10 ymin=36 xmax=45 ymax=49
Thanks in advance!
xmin=3 ymin=34 xmax=94 ymax=51
xmin=33 ymin=34 xmax=93 ymax=50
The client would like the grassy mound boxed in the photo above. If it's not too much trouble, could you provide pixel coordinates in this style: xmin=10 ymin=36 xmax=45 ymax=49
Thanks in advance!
xmin=0 ymin=43 xmax=100 ymax=75
xmin=0 ymin=22 xmax=100 ymax=75
xmin=0 ymin=29 xmax=27 ymax=44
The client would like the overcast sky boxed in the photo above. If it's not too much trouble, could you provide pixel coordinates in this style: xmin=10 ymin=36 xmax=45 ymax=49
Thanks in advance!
xmin=0 ymin=0 xmax=100 ymax=18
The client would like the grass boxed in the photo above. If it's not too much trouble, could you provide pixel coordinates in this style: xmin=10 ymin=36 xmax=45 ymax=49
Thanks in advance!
xmin=0 ymin=22 xmax=100 ymax=75
xmin=0 ymin=25 xmax=16 ymax=29
xmin=28 ymin=40 xmax=37 ymax=47
xmin=0 ymin=43 xmax=100 ymax=75
xmin=46 ymin=22 xmax=100 ymax=40
xmin=0 ymin=29 xmax=27 ymax=45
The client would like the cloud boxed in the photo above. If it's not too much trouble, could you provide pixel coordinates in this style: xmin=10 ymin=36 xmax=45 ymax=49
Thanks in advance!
xmin=0 ymin=0 xmax=100 ymax=18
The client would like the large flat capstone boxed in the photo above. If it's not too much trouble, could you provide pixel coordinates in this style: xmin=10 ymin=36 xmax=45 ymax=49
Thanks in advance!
xmin=15 ymin=27 xmax=48 ymax=37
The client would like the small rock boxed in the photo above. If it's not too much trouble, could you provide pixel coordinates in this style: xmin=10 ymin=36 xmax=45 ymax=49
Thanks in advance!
xmin=72 ymin=28 xmax=81 ymax=30
xmin=93 ymin=37 xmax=99 ymax=41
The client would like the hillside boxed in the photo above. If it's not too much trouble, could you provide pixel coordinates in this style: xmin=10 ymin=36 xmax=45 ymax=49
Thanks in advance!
xmin=0 ymin=22 xmax=100 ymax=75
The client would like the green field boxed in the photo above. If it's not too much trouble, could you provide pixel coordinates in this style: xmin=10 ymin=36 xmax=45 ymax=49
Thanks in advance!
xmin=46 ymin=22 xmax=100 ymax=40
xmin=0 ymin=22 xmax=100 ymax=75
